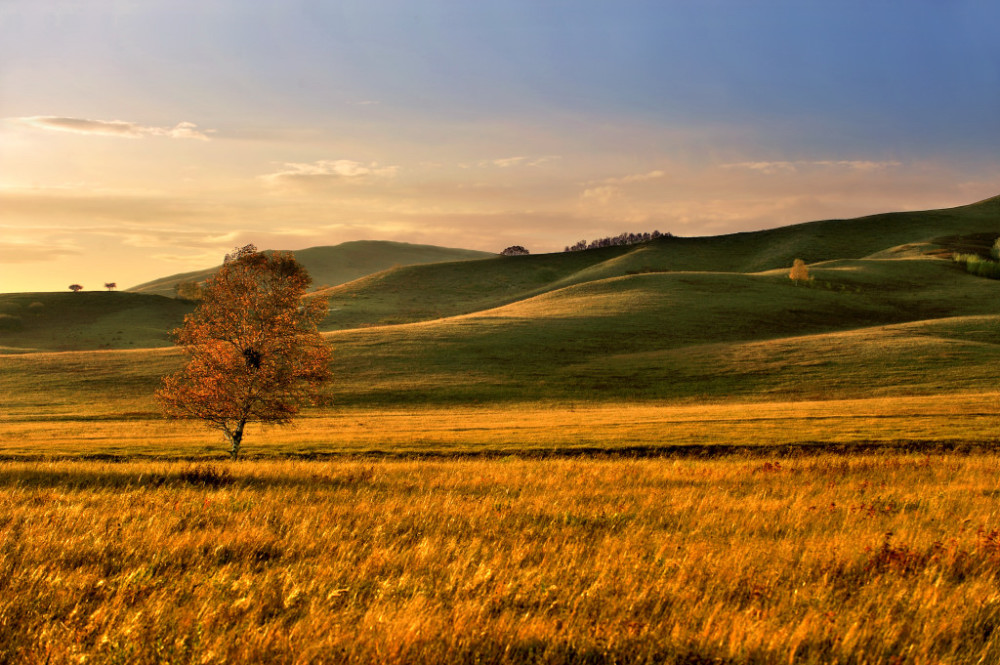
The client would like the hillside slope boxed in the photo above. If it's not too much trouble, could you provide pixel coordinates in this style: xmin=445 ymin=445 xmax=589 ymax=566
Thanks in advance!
xmin=5 ymin=258 xmax=1000 ymax=412
xmin=127 ymin=241 xmax=494 ymax=296
xmin=318 ymin=195 xmax=1000 ymax=329
xmin=2 ymin=195 xmax=998 ymax=362
xmin=0 ymin=292 xmax=192 ymax=353
xmin=319 ymin=257 xmax=1000 ymax=403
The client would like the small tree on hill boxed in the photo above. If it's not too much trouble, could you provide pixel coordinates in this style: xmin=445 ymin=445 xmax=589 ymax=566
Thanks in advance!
xmin=156 ymin=244 xmax=333 ymax=459
xmin=501 ymin=245 xmax=530 ymax=256
xmin=789 ymin=259 xmax=810 ymax=284
xmin=68 ymin=284 xmax=83 ymax=293
xmin=105 ymin=282 xmax=117 ymax=291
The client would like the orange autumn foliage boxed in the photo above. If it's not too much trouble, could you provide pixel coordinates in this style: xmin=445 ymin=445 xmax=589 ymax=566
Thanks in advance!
xmin=157 ymin=244 xmax=332 ymax=459
xmin=789 ymin=258 xmax=811 ymax=283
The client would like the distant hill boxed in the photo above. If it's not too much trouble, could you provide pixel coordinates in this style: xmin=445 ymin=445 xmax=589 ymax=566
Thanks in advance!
xmin=316 ymin=194 xmax=1000 ymax=328
xmin=2 ymin=194 xmax=998 ymax=367
xmin=127 ymin=241 xmax=494 ymax=296
xmin=0 ymin=291 xmax=192 ymax=353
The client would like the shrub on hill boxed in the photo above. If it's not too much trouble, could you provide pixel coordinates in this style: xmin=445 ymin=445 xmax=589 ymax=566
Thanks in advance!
xmin=953 ymin=253 xmax=1000 ymax=280
xmin=789 ymin=258 xmax=811 ymax=283
xmin=501 ymin=246 xmax=530 ymax=256
xmin=564 ymin=230 xmax=670 ymax=252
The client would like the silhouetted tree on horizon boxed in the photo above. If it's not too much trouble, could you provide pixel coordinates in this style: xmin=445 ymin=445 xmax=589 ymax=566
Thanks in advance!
xmin=564 ymin=230 xmax=669 ymax=252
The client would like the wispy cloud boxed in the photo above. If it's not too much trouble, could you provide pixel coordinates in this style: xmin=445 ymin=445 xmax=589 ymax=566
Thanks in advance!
xmin=261 ymin=159 xmax=399 ymax=187
xmin=0 ymin=239 xmax=81 ymax=263
xmin=12 ymin=116 xmax=212 ymax=140
xmin=492 ymin=156 xmax=527 ymax=168
xmin=461 ymin=155 xmax=562 ymax=169
xmin=580 ymin=186 xmax=622 ymax=205
xmin=600 ymin=170 xmax=666 ymax=185
xmin=580 ymin=170 xmax=666 ymax=206
xmin=721 ymin=160 xmax=902 ymax=175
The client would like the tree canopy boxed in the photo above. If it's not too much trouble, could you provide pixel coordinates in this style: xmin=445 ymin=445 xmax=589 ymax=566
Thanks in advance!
xmin=157 ymin=245 xmax=333 ymax=459
xmin=789 ymin=258 xmax=811 ymax=283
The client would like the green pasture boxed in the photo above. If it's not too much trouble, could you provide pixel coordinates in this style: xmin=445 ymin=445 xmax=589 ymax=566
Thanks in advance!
xmin=1 ymin=195 xmax=999 ymax=457
xmin=127 ymin=240 xmax=493 ymax=297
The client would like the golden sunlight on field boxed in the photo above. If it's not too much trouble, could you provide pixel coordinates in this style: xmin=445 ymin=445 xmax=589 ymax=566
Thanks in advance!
xmin=4 ymin=454 xmax=1000 ymax=663
xmin=3 ymin=394 xmax=1000 ymax=459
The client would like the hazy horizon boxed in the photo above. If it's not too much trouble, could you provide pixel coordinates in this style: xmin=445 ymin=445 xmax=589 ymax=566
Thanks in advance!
xmin=2 ymin=1 xmax=999 ymax=293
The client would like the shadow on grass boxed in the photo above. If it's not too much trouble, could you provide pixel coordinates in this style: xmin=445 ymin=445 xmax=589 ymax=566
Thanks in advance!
xmin=0 ymin=439 xmax=997 ymax=492
xmin=0 ymin=462 xmax=379 ymax=492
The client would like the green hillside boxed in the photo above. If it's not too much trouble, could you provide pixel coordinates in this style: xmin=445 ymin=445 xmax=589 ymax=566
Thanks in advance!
xmin=2 ymin=194 xmax=999 ymax=413
xmin=0 ymin=292 xmax=192 ymax=354
xmin=5 ymin=253 xmax=1000 ymax=413
xmin=127 ymin=240 xmax=494 ymax=296
xmin=319 ymin=257 xmax=1000 ymax=404
xmin=318 ymin=195 xmax=1000 ymax=329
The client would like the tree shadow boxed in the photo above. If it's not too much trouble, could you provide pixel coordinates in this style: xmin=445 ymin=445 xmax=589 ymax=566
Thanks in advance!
xmin=0 ymin=461 xmax=379 ymax=492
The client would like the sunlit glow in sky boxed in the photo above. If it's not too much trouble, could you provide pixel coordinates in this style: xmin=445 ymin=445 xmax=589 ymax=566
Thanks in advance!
xmin=2 ymin=0 xmax=999 ymax=292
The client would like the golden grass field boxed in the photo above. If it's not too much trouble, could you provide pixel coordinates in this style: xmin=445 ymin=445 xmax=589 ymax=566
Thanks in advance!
xmin=3 ymin=393 xmax=1000 ymax=459
xmin=3 ymin=198 xmax=1000 ymax=662
xmin=5 ymin=453 xmax=1000 ymax=664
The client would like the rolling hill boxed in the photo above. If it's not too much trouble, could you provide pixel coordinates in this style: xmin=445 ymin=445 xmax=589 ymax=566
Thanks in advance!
xmin=2 ymin=194 xmax=999 ymax=413
xmin=0 ymin=291 xmax=192 ymax=353
xmin=127 ymin=240 xmax=494 ymax=296
xmin=316 ymin=194 xmax=1000 ymax=328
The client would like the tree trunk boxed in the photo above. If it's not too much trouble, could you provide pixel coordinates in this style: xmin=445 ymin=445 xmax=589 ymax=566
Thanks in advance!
xmin=226 ymin=420 xmax=246 ymax=460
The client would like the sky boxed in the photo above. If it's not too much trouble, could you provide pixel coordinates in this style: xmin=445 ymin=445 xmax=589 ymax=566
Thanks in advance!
xmin=2 ymin=0 xmax=999 ymax=293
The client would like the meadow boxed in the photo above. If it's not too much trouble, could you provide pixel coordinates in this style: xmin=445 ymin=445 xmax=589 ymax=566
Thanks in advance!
xmin=2 ymin=196 xmax=1000 ymax=662
xmin=2 ymin=395 xmax=1000 ymax=459
xmin=4 ymin=454 xmax=1000 ymax=664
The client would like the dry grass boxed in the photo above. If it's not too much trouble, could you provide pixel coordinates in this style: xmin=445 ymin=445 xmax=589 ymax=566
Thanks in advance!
xmin=4 ymin=454 xmax=1000 ymax=663
xmin=3 ymin=393 xmax=1000 ymax=459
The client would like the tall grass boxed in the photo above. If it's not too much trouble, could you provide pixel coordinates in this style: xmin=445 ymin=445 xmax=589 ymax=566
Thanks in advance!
xmin=4 ymin=394 xmax=1000 ymax=458
xmin=4 ymin=455 xmax=1000 ymax=663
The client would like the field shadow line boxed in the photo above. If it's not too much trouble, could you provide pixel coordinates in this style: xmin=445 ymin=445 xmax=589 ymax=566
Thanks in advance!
xmin=0 ymin=437 xmax=997 ymax=492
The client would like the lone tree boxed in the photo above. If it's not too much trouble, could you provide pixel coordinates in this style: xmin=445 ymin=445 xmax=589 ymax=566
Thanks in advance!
xmin=156 ymin=244 xmax=333 ymax=459
xmin=68 ymin=284 xmax=83 ymax=293
xmin=500 ymin=245 xmax=530 ymax=256
xmin=789 ymin=258 xmax=810 ymax=284
xmin=104 ymin=282 xmax=117 ymax=291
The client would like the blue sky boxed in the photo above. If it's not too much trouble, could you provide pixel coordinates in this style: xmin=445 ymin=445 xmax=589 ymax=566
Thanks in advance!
xmin=2 ymin=0 xmax=999 ymax=292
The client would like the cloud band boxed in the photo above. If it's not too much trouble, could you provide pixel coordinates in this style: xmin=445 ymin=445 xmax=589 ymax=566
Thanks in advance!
xmin=11 ymin=116 xmax=212 ymax=140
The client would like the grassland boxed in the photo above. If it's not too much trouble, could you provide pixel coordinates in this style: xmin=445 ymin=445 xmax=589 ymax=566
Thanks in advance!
xmin=5 ymin=454 xmax=1000 ymax=664
xmin=5 ymin=195 xmax=999 ymax=349
xmin=2 ymin=197 xmax=1000 ymax=662
xmin=2 ymin=395 xmax=1000 ymax=460
xmin=128 ymin=240 xmax=493 ymax=297
xmin=0 ymin=292 xmax=191 ymax=353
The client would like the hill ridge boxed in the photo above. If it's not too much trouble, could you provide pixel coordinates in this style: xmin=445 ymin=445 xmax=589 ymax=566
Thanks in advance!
xmin=127 ymin=240 xmax=494 ymax=296
xmin=3 ymin=194 xmax=998 ymax=354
